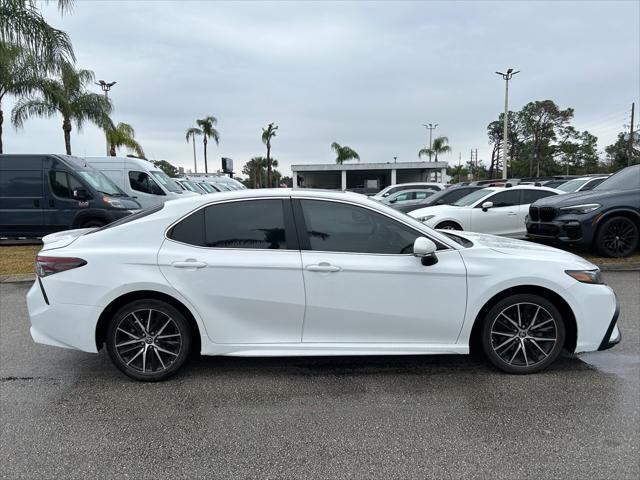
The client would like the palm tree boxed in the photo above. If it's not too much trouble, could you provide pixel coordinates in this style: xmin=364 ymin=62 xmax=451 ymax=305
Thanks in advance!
xmin=195 ymin=115 xmax=219 ymax=173
xmin=331 ymin=142 xmax=360 ymax=164
xmin=262 ymin=122 xmax=278 ymax=187
xmin=419 ymin=135 xmax=451 ymax=161
xmin=185 ymin=126 xmax=201 ymax=173
xmin=106 ymin=122 xmax=144 ymax=158
xmin=11 ymin=62 xmax=112 ymax=155
xmin=0 ymin=42 xmax=42 ymax=153
xmin=0 ymin=0 xmax=75 ymax=64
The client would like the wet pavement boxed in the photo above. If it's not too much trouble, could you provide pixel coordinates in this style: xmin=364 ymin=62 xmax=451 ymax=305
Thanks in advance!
xmin=1 ymin=272 xmax=638 ymax=479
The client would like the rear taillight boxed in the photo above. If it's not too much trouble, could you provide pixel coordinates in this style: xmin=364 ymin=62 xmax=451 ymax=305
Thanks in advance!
xmin=35 ymin=256 xmax=87 ymax=277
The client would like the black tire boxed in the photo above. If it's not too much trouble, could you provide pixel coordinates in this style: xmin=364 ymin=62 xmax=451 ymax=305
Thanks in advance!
xmin=106 ymin=299 xmax=192 ymax=381
xmin=481 ymin=294 xmax=565 ymax=374
xmin=436 ymin=221 xmax=462 ymax=230
xmin=595 ymin=216 xmax=639 ymax=258
xmin=82 ymin=219 xmax=106 ymax=228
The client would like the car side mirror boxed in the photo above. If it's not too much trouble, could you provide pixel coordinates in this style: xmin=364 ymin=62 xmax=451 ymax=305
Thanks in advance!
xmin=413 ymin=237 xmax=438 ymax=266
xmin=481 ymin=201 xmax=493 ymax=212
xmin=73 ymin=188 xmax=89 ymax=201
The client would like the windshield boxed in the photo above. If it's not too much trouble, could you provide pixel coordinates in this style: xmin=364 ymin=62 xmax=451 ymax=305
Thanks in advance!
xmin=198 ymin=182 xmax=216 ymax=193
xmin=557 ymin=178 xmax=589 ymax=192
xmin=453 ymin=188 xmax=491 ymax=206
xmin=78 ymin=171 xmax=124 ymax=196
xmin=150 ymin=170 xmax=182 ymax=192
xmin=595 ymin=166 xmax=640 ymax=191
xmin=180 ymin=180 xmax=199 ymax=193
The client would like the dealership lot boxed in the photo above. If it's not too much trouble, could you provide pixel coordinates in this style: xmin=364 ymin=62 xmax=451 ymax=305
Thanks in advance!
xmin=1 ymin=272 xmax=639 ymax=479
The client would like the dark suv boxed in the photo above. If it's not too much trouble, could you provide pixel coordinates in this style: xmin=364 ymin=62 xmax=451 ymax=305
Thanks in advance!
xmin=526 ymin=164 xmax=640 ymax=257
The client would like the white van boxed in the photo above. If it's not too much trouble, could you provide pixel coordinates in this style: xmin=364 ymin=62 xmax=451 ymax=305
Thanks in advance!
xmin=85 ymin=157 xmax=198 ymax=208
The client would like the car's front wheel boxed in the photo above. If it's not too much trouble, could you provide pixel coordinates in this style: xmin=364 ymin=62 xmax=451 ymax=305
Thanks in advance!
xmin=106 ymin=299 xmax=192 ymax=381
xmin=481 ymin=294 xmax=565 ymax=374
xmin=595 ymin=216 xmax=639 ymax=258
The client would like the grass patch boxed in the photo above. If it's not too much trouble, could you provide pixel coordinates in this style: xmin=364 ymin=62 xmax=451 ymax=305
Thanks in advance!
xmin=0 ymin=246 xmax=40 ymax=275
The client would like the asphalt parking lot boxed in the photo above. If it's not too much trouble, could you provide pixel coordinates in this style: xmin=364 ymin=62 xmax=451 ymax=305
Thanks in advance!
xmin=1 ymin=272 xmax=639 ymax=479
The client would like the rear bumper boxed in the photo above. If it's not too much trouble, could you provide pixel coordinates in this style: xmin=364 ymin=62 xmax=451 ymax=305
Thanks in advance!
xmin=598 ymin=295 xmax=621 ymax=351
xmin=26 ymin=281 xmax=100 ymax=353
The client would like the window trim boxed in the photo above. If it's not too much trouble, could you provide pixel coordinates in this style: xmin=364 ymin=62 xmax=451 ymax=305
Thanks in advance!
xmin=293 ymin=197 xmax=452 ymax=256
xmin=165 ymin=196 xmax=299 ymax=252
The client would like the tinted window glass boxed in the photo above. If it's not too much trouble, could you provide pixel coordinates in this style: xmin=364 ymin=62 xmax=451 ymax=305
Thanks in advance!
xmin=170 ymin=208 xmax=205 ymax=246
xmin=483 ymin=190 xmax=520 ymax=208
xmin=129 ymin=171 xmax=165 ymax=195
xmin=521 ymin=190 xmax=556 ymax=204
xmin=50 ymin=171 xmax=71 ymax=198
xmin=204 ymin=200 xmax=287 ymax=249
xmin=300 ymin=200 xmax=421 ymax=254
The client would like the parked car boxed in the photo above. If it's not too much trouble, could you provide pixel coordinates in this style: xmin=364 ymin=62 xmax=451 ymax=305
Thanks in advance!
xmin=372 ymin=182 xmax=445 ymax=200
xmin=173 ymin=178 xmax=204 ymax=195
xmin=542 ymin=179 xmax=571 ymax=189
xmin=186 ymin=174 xmax=247 ymax=192
xmin=527 ymin=164 xmax=640 ymax=257
xmin=85 ymin=157 xmax=198 ymax=208
xmin=555 ymin=176 xmax=609 ymax=193
xmin=27 ymin=189 xmax=619 ymax=381
xmin=1 ymin=154 xmax=140 ymax=237
xmin=409 ymin=185 xmax=561 ymax=237
xmin=379 ymin=188 xmax=437 ymax=206
xmin=393 ymin=185 xmax=486 ymax=214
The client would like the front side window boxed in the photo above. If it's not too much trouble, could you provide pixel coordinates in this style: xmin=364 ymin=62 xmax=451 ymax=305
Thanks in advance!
xmin=482 ymin=190 xmax=520 ymax=208
xmin=521 ymin=190 xmax=556 ymax=204
xmin=300 ymin=200 xmax=421 ymax=254
xmin=129 ymin=171 xmax=165 ymax=195
xmin=49 ymin=171 xmax=88 ymax=199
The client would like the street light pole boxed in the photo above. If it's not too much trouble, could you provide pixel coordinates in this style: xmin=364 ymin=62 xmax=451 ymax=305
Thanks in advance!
xmin=96 ymin=80 xmax=117 ymax=156
xmin=423 ymin=123 xmax=438 ymax=162
xmin=495 ymin=69 xmax=519 ymax=179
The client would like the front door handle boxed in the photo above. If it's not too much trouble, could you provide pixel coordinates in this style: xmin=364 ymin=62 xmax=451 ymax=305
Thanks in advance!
xmin=171 ymin=260 xmax=208 ymax=269
xmin=306 ymin=262 xmax=341 ymax=273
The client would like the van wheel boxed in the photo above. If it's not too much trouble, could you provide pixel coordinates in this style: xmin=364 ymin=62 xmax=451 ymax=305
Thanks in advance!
xmin=106 ymin=299 xmax=192 ymax=382
xmin=82 ymin=219 xmax=106 ymax=228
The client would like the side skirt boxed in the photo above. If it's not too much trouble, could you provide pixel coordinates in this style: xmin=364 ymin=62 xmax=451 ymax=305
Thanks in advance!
xmin=200 ymin=343 xmax=469 ymax=357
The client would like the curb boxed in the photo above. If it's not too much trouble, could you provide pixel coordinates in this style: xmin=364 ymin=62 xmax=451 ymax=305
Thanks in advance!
xmin=0 ymin=274 xmax=36 ymax=284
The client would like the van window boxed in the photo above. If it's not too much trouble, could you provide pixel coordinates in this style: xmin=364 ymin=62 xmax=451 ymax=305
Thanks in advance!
xmin=49 ymin=171 xmax=89 ymax=199
xmin=129 ymin=171 xmax=165 ymax=195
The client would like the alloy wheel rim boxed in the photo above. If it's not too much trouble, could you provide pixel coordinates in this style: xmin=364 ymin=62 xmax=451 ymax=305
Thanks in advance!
xmin=490 ymin=302 xmax=557 ymax=368
xmin=114 ymin=309 xmax=182 ymax=374
xmin=603 ymin=220 xmax=635 ymax=255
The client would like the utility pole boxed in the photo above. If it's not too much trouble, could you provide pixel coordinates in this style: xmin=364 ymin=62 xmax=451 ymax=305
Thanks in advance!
xmin=458 ymin=152 xmax=462 ymax=183
xmin=96 ymin=80 xmax=117 ymax=155
xmin=423 ymin=123 xmax=438 ymax=162
xmin=495 ymin=69 xmax=519 ymax=179
xmin=629 ymin=102 xmax=635 ymax=166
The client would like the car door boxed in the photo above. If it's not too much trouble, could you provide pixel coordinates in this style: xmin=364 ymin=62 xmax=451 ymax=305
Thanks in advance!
xmin=158 ymin=198 xmax=305 ymax=344
xmin=45 ymin=170 xmax=90 ymax=233
xmin=295 ymin=198 xmax=467 ymax=344
xmin=128 ymin=170 xmax=165 ymax=208
xmin=469 ymin=189 xmax=521 ymax=236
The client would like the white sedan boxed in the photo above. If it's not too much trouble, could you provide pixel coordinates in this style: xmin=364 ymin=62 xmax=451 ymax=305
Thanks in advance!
xmin=409 ymin=185 xmax=562 ymax=237
xmin=27 ymin=189 xmax=619 ymax=381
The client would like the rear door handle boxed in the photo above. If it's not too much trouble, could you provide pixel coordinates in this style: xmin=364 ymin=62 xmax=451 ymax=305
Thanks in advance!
xmin=171 ymin=260 xmax=208 ymax=269
xmin=306 ymin=262 xmax=341 ymax=273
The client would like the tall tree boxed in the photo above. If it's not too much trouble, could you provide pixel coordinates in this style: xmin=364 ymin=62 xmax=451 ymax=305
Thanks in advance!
xmin=195 ymin=115 xmax=219 ymax=173
xmin=262 ymin=122 xmax=278 ymax=187
xmin=242 ymin=156 xmax=279 ymax=188
xmin=152 ymin=159 xmax=178 ymax=178
xmin=331 ymin=142 xmax=360 ymax=164
xmin=0 ymin=41 xmax=42 ymax=153
xmin=106 ymin=122 xmax=144 ymax=158
xmin=605 ymin=131 xmax=640 ymax=170
xmin=0 ymin=0 xmax=75 ymax=64
xmin=185 ymin=126 xmax=201 ymax=173
xmin=419 ymin=136 xmax=451 ymax=161
xmin=11 ymin=62 xmax=112 ymax=155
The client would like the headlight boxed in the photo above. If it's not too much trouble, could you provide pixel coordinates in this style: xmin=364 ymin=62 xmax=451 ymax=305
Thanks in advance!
xmin=565 ymin=269 xmax=603 ymax=284
xmin=102 ymin=196 xmax=125 ymax=208
xmin=559 ymin=203 xmax=600 ymax=214
xmin=416 ymin=215 xmax=436 ymax=223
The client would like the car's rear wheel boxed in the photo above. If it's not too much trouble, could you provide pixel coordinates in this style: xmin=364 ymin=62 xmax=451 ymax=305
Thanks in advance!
xmin=595 ymin=216 xmax=639 ymax=258
xmin=481 ymin=294 xmax=565 ymax=374
xmin=436 ymin=221 xmax=462 ymax=230
xmin=106 ymin=299 xmax=192 ymax=381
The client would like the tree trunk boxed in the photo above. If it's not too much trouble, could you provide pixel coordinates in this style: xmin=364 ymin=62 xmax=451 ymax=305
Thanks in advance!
xmin=63 ymin=118 xmax=72 ymax=155
xmin=109 ymin=142 xmax=116 ymax=156
xmin=0 ymin=106 xmax=4 ymax=154
xmin=203 ymin=137 xmax=208 ymax=173
xmin=266 ymin=144 xmax=272 ymax=188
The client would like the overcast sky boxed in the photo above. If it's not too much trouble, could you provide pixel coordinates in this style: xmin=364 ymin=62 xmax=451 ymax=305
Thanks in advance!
xmin=4 ymin=0 xmax=639 ymax=176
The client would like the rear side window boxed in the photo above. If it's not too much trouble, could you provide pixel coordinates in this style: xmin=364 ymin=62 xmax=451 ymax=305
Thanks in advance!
xmin=129 ymin=171 xmax=165 ymax=195
xmin=168 ymin=199 xmax=288 ymax=249
xmin=521 ymin=190 xmax=556 ymax=204
xmin=483 ymin=190 xmax=520 ymax=207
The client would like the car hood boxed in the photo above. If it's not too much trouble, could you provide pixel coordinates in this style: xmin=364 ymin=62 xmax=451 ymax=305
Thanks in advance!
xmin=532 ymin=189 xmax=622 ymax=207
xmin=408 ymin=204 xmax=464 ymax=218
xmin=451 ymin=231 xmax=596 ymax=268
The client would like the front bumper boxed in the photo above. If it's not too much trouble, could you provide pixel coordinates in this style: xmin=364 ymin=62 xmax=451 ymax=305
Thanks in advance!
xmin=598 ymin=294 xmax=621 ymax=351
xmin=526 ymin=217 xmax=592 ymax=246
